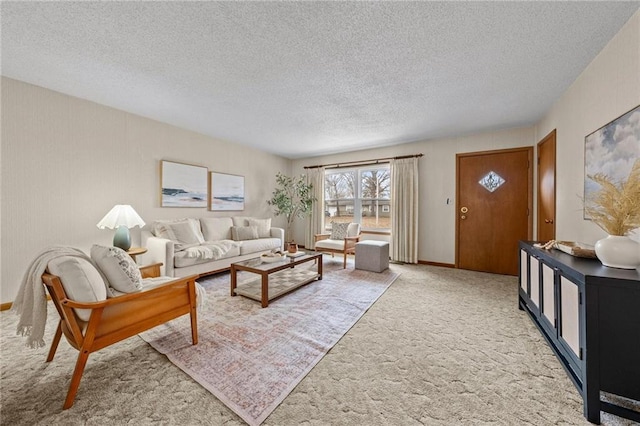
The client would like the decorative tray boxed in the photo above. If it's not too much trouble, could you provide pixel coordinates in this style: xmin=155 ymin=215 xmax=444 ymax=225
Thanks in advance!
xmin=554 ymin=241 xmax=597 ymax=258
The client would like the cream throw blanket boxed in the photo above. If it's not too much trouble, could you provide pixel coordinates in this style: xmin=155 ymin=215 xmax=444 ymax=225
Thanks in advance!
xmin=11 ymin=246 xmax=92 ymax=348
xmin=181 ymin=240 xmax=238 ymax=260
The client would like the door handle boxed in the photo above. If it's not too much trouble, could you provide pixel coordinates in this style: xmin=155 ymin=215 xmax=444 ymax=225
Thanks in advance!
xmin=544 ymin=219 xmax=554 ymax=224
xmin=460 ymin=207 xmax=468 ymax=214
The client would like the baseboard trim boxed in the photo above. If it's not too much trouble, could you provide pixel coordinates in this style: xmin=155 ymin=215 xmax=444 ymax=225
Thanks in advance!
xmin=1 ymin=295 xmax=52 ymax=311
xmin=418 ymin=260 xmax=456 ymax=268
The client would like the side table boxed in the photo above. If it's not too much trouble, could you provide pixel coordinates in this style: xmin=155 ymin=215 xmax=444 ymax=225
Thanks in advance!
xmin=127 ymin=247 xmax=147 ymax=263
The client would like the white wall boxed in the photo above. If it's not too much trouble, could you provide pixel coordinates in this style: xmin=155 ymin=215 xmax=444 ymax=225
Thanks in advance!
xmin=292 ymin=126 xmax=535 ymax=264
xmin=0 ymin=78 xmax=290 ymax=304
xmin=536 ymin=10 xmax=640 ymax=245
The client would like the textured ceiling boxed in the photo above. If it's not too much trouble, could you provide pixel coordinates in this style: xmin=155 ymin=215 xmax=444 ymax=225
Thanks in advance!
xmin=1 ymin=2 xmax=638 ymax=159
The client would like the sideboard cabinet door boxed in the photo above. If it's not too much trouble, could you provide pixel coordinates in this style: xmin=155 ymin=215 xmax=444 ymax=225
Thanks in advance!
xmin=558 ymin=275 xmax=582 ymax=364
xmin=539 ymin=263 xmax=556 ymax=334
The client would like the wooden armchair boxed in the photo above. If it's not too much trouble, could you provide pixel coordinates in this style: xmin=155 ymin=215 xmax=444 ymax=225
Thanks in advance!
xmin=314 ymin=223 xmax=361 ymax=268
xmin=42 ymin=262 xmax=199 ymax=409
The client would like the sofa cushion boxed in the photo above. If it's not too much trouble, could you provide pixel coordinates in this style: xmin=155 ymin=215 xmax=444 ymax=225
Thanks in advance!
xmin=200 ymin=217 xmax=233 ymax=241
xmin=47 ymin=256 xmax=108 ymax=321
xmin=90 ymin=245 xmax=143 ymax=294
xmin=330 ymin=222 xmax=350 ymax=240
xmin=231 ymin=225 xmax=259 ymax=241
xmin=247 ymin=218 xmax=272 ymax=238
xmin=238 ymin=238 xmax=282 ymax=255
xmin=231 ymin=216 xmax=251 ymax=227
xmin=152 ymin=218 xmax=205 ymax=244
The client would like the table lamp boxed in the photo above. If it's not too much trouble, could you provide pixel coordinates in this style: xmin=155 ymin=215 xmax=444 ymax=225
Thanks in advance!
xmin=96 ymin=205 xmax=146 ymax=251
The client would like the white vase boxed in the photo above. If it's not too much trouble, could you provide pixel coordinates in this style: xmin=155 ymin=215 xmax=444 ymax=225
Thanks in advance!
xmin=594 ymin=235 xmax=640 ymax=269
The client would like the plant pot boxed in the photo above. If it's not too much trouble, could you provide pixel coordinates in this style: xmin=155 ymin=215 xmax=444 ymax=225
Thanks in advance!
xmin=594 ymin=235 xmax=640 ymax=269
xmin=287 ymin=242 xmax=298 ymax=254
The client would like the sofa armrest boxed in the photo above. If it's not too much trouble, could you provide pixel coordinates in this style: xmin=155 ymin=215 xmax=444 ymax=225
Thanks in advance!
xmin=270 ymin=227 xmax=285 ymax=251
xmin=315 ymin=233 xmax=330 ymax=242
xmin=144 ymin=236 xmax=176 ymax=277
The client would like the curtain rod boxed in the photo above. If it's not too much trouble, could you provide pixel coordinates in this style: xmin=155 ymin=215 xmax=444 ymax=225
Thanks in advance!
xmin=304 ymin=153 xmax=423 ymax=170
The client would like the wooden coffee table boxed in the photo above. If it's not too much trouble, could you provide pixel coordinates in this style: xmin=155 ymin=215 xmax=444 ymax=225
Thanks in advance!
xmin=230 ymin=252 xmax=323 ymax=307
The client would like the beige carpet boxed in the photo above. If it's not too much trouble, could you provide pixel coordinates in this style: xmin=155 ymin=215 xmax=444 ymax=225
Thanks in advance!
xmin=0 ymin=261 xmax=636 ymax=425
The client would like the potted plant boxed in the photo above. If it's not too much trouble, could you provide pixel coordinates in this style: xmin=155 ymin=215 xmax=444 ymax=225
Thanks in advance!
xmin=585 ymin=160 xmax=640 ymax=269
xmin=267 ymin=172 xmax=316 ymax=249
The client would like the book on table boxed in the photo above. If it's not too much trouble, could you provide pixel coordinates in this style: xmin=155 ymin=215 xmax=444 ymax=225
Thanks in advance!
xmin=285 ymin=251 xmax=305 ymax=257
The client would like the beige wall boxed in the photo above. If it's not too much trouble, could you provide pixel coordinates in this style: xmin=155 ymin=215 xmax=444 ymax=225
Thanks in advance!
xmin=292 ymin=126 xmax=536 ymax=264
xmin=2 ymin=10 xmax=638 ymax=304
xmin=535 ymin=10 xmax=640 ymax=245
xmin=0 ymin=77 xmax=290 ymax=303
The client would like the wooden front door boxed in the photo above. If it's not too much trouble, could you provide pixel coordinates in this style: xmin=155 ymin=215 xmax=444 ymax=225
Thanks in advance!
xmin=456 ymin=147 xmax=533 ymax=275
xmin=537 ymin=130 xmax=557 ymax=242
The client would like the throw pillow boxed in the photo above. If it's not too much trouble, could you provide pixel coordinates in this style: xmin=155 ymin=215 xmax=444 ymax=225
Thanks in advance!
xmin=90 ymin=245 xmax=143 ymax=294
xmin=152 ymin=218 xmax=205 ymax=244
xmin=330 ymin=222 xmax=350 ymax=240
xmin=231 ymin=225 xmax=259 ymax=241
xmin=47 ymin=256 xmax=108 ymax=322
xmin=247 ymin=218 xmax=272 ymax=238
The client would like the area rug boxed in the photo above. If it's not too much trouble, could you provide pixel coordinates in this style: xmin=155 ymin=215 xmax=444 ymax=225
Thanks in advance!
xmin=139 ymin=264 xmax=399 ymax=426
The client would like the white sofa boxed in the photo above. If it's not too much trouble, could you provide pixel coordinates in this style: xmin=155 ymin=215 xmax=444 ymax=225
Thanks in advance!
xmin=142 ymin=216 xmax=284 ymax=277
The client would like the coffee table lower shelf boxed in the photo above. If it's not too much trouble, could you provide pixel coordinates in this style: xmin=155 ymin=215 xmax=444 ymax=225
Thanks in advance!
xmin=234 ymin=269 xmax=320 ymax=304
xmin=230 ymin=252 xmax=323 ymax=307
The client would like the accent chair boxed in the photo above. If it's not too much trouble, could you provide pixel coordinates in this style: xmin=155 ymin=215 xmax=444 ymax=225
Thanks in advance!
xmin=314 ymin=222 xmax=361 ymax=268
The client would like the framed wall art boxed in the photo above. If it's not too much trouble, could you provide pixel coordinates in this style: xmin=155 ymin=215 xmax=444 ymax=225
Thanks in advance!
xmin=209 ymin=172 xmax=245 ymax=211
xmin=584 ymin=104 xmax=640 ymax=218
xmin=160 ymin=160 xmax=208 ymax=207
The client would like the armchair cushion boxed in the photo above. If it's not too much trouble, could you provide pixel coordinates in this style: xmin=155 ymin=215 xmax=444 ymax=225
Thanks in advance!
xmin=314 ymin=239 xmax=348 ymax=251
xmin=330 ymin=222 xmax=350 ymax=240
xmin=90 ymin=245 xmax=143 ymax=294
xmin=47 ymin=256 xmax=107 ymax=321
xmin=347 ymin=223 xmax=361 ymax=237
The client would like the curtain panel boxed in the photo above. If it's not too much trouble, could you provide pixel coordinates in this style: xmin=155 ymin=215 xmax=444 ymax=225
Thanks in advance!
xmin=390 ymin=158 xmax=419 ymax=263
xmin=305 ymin=167 xmax=325 ymax=249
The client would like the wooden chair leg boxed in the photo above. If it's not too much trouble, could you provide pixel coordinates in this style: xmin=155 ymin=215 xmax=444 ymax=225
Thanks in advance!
xmin=47 ymin=320 xmax=63 ymax=362
xmin=190 ymin=308 xmax=198 ymax=345
xmin=343 ymin=252 xmax=347 ymax=268
xmin=63 ymin=349 xmax=90 ymax=409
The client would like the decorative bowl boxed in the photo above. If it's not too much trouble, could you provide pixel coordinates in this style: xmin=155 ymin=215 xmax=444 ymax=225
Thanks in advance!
xmin=260 ymin=253 xmax=284 ymax=263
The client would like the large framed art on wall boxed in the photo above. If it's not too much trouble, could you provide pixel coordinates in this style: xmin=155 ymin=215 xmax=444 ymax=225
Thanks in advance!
xmin=584 ymin=104 xmax=640 ymax=219
xmin=160 ymin=160 xmax=208 ymax=207
xmin=209 ymin=172 xmax=245 ymax=211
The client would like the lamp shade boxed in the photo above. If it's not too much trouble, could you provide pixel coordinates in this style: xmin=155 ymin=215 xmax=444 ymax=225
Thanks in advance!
xmin=97 ymin=205 xmax=145 ymax=251
xmin=96 ymin=205 xmax=146 ymax=230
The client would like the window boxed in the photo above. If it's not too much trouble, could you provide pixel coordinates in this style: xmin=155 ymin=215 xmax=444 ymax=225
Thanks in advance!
xmin=324 ymin=165 xmax=391 ymax=231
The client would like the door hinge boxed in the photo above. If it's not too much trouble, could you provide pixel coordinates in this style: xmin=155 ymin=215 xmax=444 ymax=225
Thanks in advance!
xmin=579 ymin=292 xmax=582 ymax=305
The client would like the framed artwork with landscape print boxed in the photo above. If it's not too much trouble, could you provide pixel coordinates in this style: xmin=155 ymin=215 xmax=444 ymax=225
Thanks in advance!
xmin=584 ymin=104 xmax=640 ymax=219
xmin=160 ymin=160 xmax=208 ymax=207
xmin=210 ymin=172 xmax=245 ymax=211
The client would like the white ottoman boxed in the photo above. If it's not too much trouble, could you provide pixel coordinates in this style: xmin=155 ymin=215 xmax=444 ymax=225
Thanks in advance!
xmin=355 ymin=241 xmax=389 ymax=272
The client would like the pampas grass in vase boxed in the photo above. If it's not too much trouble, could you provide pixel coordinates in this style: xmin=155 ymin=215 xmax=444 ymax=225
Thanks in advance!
xmin=585 ymin=160 xmax=640 ymax=269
